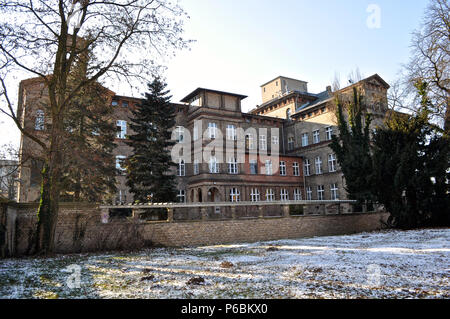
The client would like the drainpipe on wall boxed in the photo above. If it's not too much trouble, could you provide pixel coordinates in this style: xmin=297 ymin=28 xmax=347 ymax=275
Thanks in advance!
xmin=300 ymin=155 xmax=307 ymax=199
xmin=294 ymin=93 xmax=298 ymax=114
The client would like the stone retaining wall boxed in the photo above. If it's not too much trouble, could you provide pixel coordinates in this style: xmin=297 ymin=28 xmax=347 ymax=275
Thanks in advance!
xmin=4 ymin=202 xmax=389 ymax=256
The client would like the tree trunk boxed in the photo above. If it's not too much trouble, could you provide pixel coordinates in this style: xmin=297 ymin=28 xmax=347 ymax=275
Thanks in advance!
xmin=73 ymin=120 xmax=83 ymax=202
xmin=444 ymin=100 xmax=450 ymax=136
xmin=74 ymin=170 xmax=81 ymax=202
xmin=35 ymin=121 xmax=63 ymax=255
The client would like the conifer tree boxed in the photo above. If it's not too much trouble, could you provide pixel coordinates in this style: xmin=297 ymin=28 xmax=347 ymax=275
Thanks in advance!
xmin=330 ymin=88 xmax=374 ymax=206
xmin=372 ymin=81 xmax=450 ymax=229
xmin=126 ymin=78 xmax=177 ymax=203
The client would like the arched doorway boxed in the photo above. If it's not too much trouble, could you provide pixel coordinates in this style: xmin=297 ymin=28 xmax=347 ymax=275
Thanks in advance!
xmin=207 ymin=187 xmax=221 ymax=202
xmin=198 ymin=188 xmax=203 ymax=203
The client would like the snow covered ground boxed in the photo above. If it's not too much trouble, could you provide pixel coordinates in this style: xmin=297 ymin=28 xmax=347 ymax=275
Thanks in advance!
xmin=0 ymin=228 xmax=449 ymax=299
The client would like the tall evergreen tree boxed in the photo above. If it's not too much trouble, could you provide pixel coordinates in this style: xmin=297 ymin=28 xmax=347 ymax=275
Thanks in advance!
xmin=372 ymin=81 xmax=450 ymax=229
xmin=330 ymin=87 xmax=374 ymax=205
xmin=126 ymin=78 xmax=177 ymax=203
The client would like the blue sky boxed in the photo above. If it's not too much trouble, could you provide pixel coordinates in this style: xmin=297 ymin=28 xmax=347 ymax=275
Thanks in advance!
xmin=165 ymin=0 xmax=428 ymax=110
xmin=0 ymin=0 xmax=429 ymax=147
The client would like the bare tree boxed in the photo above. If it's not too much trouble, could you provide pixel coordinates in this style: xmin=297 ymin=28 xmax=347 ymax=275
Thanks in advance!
xmin=387 ymin=78 xmax=415 ymax=112
xmin=0 ymin=0 xmax=190 ymax=254
xmin=405 ymin=0 xmax=449 ymax=132
xmin=331 ymin=68 xmax=364 ymax=92
xmin=0 ymin=143 xmax=19 ymax=201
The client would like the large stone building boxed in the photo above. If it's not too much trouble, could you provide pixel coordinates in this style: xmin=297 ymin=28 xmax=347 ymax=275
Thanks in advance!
xmin=251 ymin=74 xmax=390 ymax=201
xmin=108 ymin=88 xmax=305 ymax=205
xmin=16 ymin=73 xmax=389 ymax=205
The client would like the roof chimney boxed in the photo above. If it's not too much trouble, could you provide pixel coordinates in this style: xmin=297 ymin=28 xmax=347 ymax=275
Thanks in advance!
xmin=326 ymin=85 xmax=332 ymax=93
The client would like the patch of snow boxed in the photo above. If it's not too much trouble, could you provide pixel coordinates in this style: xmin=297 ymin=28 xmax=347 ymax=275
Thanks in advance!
xmin=0 ymin=229 xmax=449 ymax=299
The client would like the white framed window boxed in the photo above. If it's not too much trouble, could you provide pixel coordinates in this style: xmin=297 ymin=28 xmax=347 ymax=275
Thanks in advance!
xmin=116 ymin=120 xmax=127 ymax=139
xmin=272 ymin=135 xmax=279 ymax=145
xmin=306 ymin=187 xmax=312 ymax=200
xmin=228 ymin=157 xmax=238 ymax=174
xmin=208 ymin=122 xmax=217 ymax=139
xmin=304 ymin=159 xmax=311 ymax=176
xmin=193 ymin=160 xmax=200 ymax=175
xmin=326 ymin=126 xmax=333 ymax=140
xmin=313 ymin=130 xmax=320 ymax=144
xmin=177 ymin=159 xmax=185 ymax=176
xmin=226 ymin=124 xmax=237 ymax=141
xmin=280 ymin=189 xmax=289 ymax=201
xmin=328 ymin=154 xmax=337 ymax=172
xmin=230 ymin=188 xmax=240 ymax=202
xmin=280 ymin=161 xmax=286 ymax=176
xmin=265 ymin=160 xmax=273 ymax=175
xmin=317 ymin=185 xmax=325 ymax=200
xmin=330 ymin=183 xmax=339 ymax=200
xmin=115 ymin=155 xmax=126 ymax=172
xmin=209 ymin=156 xmax=219 ymax=174
xmin=246 ymin=133 xmax=255 ymax=149
xmin=301 ymin=133 xmax=309 ymax=147
xmin=259 ymin=135 xmax=267 ymax=151
xmin=177 ymin=190 xmax=186 ymax=203
xmin=315 ymin=156 xmax=322 ymax=175
xmin=250 ymin=160 xmax=258 ymax=175
xmin=35 ymin=110 xmax=45 ymax=131
xmin=293 ymin=162 xmax=300 ymax=176
xmin=288 ymin=136 xmax=294 ymax=150
xmin=250 ymin=188 xmax=260 ymax=202
xmin=265 ymin=188 xmax=275 ymax=201
xmin=193 ymin=124 xmax=199 ymax=141
xmin=175 ymin=126 xmax=184 ymax=142
xmin=294 ymin=188 xmax=302 ymax=200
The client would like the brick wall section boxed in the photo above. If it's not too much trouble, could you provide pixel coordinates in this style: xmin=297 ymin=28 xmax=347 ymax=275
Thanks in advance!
xmin=140 ymin=213 xmax=389 ymax=247
xmin=8 ymin=203 xmax=389 ymax=256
